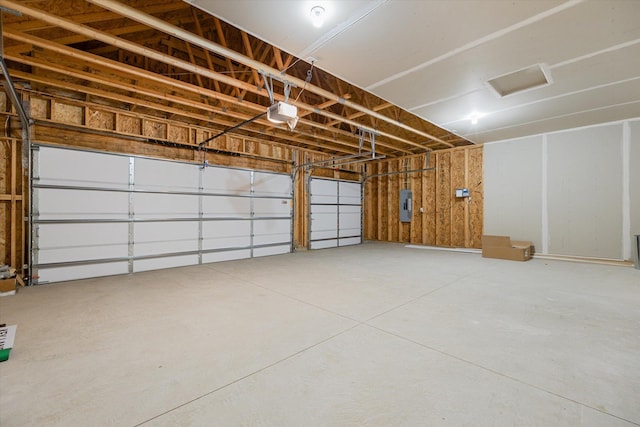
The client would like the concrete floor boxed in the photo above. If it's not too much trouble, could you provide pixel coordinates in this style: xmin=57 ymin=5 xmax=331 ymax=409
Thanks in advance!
xmin=1 ymin=242 xmax=639 ymax=426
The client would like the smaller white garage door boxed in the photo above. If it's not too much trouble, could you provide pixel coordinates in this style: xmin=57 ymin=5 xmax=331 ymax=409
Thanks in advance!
xmin=309 ymin=178 xmax=362 ymax=249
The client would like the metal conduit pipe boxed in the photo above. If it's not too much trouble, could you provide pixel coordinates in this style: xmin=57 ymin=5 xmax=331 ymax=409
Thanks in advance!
xmin=82 ymin=0 xmax=452 ymax=148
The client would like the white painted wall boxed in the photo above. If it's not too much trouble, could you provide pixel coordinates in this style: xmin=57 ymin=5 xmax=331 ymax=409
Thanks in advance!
xmin=630 ymin=121 xmax=640 ymax=262
xmin=484 ymin=118 xmax=639 ymax=260
xmin=484 ymin=136 xmax=543 ymax=252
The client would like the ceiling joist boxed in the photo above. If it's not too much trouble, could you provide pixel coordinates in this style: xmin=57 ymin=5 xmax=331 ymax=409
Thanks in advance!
xmin=0 ymin=0 xmax=471 ymax=157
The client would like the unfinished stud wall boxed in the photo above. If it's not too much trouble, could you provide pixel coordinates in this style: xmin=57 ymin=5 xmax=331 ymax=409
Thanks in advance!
xmin=364 ymin=145 xmax=483 ymax=248
xmin=0 ymin=138 xmax=25 ymax=272
xmin=0 ymin=91 xmax=27 ymax=273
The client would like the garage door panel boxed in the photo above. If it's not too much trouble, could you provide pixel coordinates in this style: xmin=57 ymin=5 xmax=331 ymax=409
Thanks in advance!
xmin=202 ymin=196 xmax=251 ymax=217
xmin=134 ymin=222 xmax=199 ymax=257
xmin=310 ymin=239 xmax=338 ymax=250
xmin=134 ymin=255 xmax=199 ymax=273
xmin=254 ymin=219 xmax=291 ymax=245
xmin=338 ymin=237 xmax=361 ymax=247
xmin=253 ymin=172 xmax=291 ymax=197
xmin=311 ymin=209 xmax=338 ymax=231
xmin=202 ymin=221 xmax=251 ymax=249
xmin=37 ymin=189 xmax=129 ymax=220
xmin=37 ymin=223 xmax=129 ymax=264
xmin=135 ymin=158 xmax=199 ymax=190
xmin=202 ymin=167 xmax=251 ymax=194
xmin=134 ymin=193 xmax=198 ymax=218
xmin=339 ymin=212 xmax=361 ymax=233
xmin=36 ymin=146 xmax=129 ymax=188
xmin=310 ymin=179 xmax=337 ymax=204
xmin=253 ymin=198 xmax=291 ymax=216
xmin=311 ymin=229 xmax=338 ymax=240
xmin=37 ymin=262 xmax=130 ymax=283
xmin=339 ymin=181 xmax=361 ymax=204
xmin=254 ymin=245 xmax=290 ymax=257
xmin=202 ymin=250 xmax=251 ymax=263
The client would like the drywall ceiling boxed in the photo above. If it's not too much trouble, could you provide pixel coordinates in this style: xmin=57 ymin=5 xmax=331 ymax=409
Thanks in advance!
xmin=187 ymin=0 xmax=640 ymax=143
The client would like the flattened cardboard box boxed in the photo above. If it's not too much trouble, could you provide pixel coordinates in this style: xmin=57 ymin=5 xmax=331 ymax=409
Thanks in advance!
xmin=482 ymin=235 xmax=533 ymax=261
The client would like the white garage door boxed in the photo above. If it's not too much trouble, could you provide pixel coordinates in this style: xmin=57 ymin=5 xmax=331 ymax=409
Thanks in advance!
xmin=309 ymin=178 xmax=362 ymax=250
xmin=32 ymin=145 xmax=292 ymax=283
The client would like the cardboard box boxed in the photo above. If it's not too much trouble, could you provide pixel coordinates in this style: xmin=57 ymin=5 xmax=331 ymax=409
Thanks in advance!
xmin=0 ymin=278 xmax=16 ymax=294
xmin=482 ymin=235 xmax=533 ymax=261
xmin=0 ymin=324 xmax=17 ymax=362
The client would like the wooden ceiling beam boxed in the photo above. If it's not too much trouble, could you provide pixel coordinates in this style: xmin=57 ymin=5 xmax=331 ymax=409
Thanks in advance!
xmin=4 ymin=3 xmax=192 ymax=56
xmin=83 ymin=0 xmax=451 ymax=147
xmin=212 ymin=16 xmax=241 ymax=98
xmin=3 ymin=29 xmax=406 ymax=156
xmin=8 ymin=55 xmax=377 ymax=155
xmin=191 ymin=8 xmax=221 ymax=93
xmin=2 ymin=21 xmax=422 ymax=154
xmin=326 ymin=102 xmax=393 ymax=127
xmin=272 ymin=46 xmax=285 ymax=71
xmin=2 ymin=2 xmax=190 ymax=33
xmin=1 ymin=1 xmax=427 ymax=152
xmin=8 ymin=68 xmax=357 ymax=155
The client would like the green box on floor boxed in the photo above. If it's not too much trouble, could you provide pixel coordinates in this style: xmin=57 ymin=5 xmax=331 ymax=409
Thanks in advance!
xmin=0 ymin=324 xmax=17 ymax=362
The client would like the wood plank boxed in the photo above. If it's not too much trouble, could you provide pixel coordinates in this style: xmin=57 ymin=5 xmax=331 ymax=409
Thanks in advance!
xmin=424 ymin=153 xmax=436 ymax=245
xmin=33 ymin=124 xmax=291 ymax=174
xmin=435 ymin=152 xmax=452 ymax=247
xmin=464 ymin=149 xmax=470 ymax=247
xmin=450 ymin=150 xmax=466 ymax=247
xmin=410 ymin=155 xmax=423 ymax=244
xmin=468 ymin=147 xmax=484 ymax=248
xmin=378 ymin=162 xmax=388 ymax=241
xmin=387 ymin=160 xmax=397 ymax=242
xmin=364 ymin=163 xmax=375 ymax=240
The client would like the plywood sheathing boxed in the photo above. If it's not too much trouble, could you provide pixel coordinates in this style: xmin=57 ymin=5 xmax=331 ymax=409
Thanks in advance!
xmin=364 ymin=145 xmax=483 ymax=249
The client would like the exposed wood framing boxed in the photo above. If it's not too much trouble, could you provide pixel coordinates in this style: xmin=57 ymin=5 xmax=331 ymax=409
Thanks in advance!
xmin=1 ymin=0 xmax=471 ymax=159
xmin=364 ymin=145 xmax=484 ymax=249
xmin=0 ymin=136 xmax=24 ymax=273
xmin=0 ymin=0 xmax=476 ymax=263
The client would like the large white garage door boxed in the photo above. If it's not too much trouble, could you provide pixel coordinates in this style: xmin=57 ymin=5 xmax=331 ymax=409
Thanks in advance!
xmin=309 ymin=178 xmax=362 ymax=250
xmin=32 ymin=145 xmax=292 ymax=283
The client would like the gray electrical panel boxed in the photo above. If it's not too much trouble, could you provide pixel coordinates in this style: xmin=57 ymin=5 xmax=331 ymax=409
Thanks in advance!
xmin=400 ymin=189 xmax=412 ymax=222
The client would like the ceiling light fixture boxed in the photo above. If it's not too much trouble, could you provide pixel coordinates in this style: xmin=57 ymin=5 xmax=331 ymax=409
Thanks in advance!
xmin=468 ymin=112 xmax=484 ymax=125
xmin=310 ymin=6 xmax=326 ymax=28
